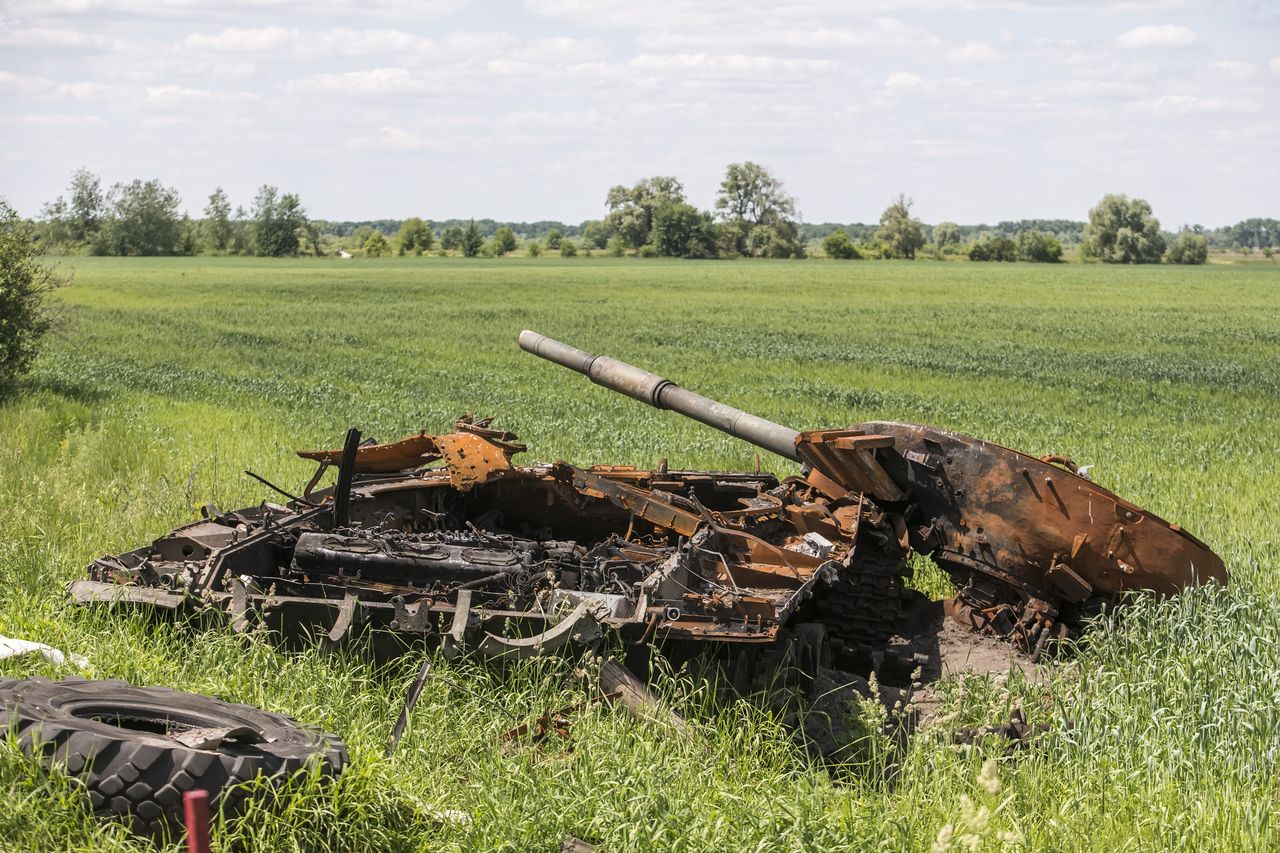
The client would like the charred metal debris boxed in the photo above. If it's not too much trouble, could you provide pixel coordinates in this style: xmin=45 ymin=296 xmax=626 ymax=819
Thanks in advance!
xmin=72 ymin=332 xmax=1227 ymax=683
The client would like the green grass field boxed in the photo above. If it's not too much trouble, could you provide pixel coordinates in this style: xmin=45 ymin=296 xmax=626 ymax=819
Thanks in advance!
xmin=2 ymin=256 xmax=1279 ymax=851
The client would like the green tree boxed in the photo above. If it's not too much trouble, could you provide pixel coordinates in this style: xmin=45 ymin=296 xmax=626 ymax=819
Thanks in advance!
xmin=40 ymin=168 xmax=105 ymax=248
xmin=875 ymin=194 xmax=925 ymax=259
xmin=581 ymin=220 xmax=611 ymax=249
xmin=967 ymin=232 xmax=1018 ymax=262
xmin=1080 ymin=194 xmax=1166 ymax=263
xmin=303 ymin=220 xmax=324 ymax=257
xmin=544 ymin=228 xmax=563 ymax=250
xmin=363 ymin=231 xmax=389 ymax=257
xmin=559 ymin=239 xmax=578 ymax=257
xmin=607 ymin=235 xmax=626 ymax=257
xmin=441 ymin=226 xmax=464 ymax=252
xmin=1015 ymin=230 xmax=1063 ymax=263
xmin=605 ymin=177 xmax=686 ymax=249
xmin=460 ymin=220 xmax=484 ymax=257
xmin=396 ymin=217 xmax=434 ymax=256
xmin=0 ymin=199 xmax=61 ymax=394
xmin=203 ymin=187 xmax=233 ymax=253
xmin=526 ymin=240 xmax=541 ymax=257
xmin=822 ymin=229 xmax=861 ymax=259
xmin=714 ymin=162 xmax=800 ymax=257
xmin=491 ymin=226 xmax=518 ymax=256
xmin=1167 ymin=230 xmax=1208 ymax=265
xmin=229 ymin=206 xmax=252 ymax=255
xmin=651 ymin=202 xmax=717 ymax=258
xmin=95 ymin=179 xmax=185 ymax=256
xmin=252 ymin=185 xmax=307 ymax=257
xmin=933 ymin=221 xmax=960 ymax=247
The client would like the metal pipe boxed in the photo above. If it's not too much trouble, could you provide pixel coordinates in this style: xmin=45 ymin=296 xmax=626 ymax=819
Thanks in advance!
xmin=518 ymin=330 xmax=801 ymax=461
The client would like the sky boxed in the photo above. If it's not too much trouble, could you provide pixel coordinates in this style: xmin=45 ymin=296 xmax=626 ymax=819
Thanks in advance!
xmin=1 ymin=0 xmax=1277 ymax=226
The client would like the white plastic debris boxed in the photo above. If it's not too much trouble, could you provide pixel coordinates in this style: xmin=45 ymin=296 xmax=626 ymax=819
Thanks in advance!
xmin=802 ymin=532 xmax=834 ymax=559
xmin=1076 ymin=464 xmax=1094 ymax=481
xmin=0 ymin=635 xmax=90 ymax=669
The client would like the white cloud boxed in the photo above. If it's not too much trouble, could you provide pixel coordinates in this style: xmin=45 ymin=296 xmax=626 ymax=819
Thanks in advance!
xmin=885 ymin=71 xmax=922 ymax=88
xmin=1207 ymin=61 xmax=1259 ymax=80
xmin=180 ymin=26 xmax=433 ymax=58
xmin=1126 ymin=94 xmax=1258 ymax=115
xmin=21 ymin=112 xmax=104 ymax=127
xmin=0 ymin=70 xmax=54 ymax=93
xmin=349 ymin=125 xmax=443 ymax=152
xmin=54 ymin=80 xmax=116 ymax=99
xmin=144 ymin=84 xmax=259 ymax=106
xmin=630 ymin=53 xmax=835 ymax=75
xmin=1116 ymin=24 xmax=1196 ymax=49
xmin=285 ymin=67 xmax=432 ymax=96
xmin=0 ymin=26 xmax=111 ymax=48
xmin=1271 ymin=56 xmax=1280 ymax=74
xmin=945 ymin=41 xmax=997 ymax=63
xmin=1045 ymin=78 xmax=1146 ymax=99
xmin=2 ymin=0 xmax=472 ymax=19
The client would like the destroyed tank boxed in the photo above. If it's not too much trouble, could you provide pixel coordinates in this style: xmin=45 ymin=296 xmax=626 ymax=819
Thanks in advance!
xmin=72 ymin=332 xmax=1226 ymax=675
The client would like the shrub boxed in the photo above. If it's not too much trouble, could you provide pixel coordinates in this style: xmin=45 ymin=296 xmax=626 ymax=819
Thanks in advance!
xmin=822 ymin=229 xmax=861 ymax=260
xmin=968 ymin=233 xmax=1018 ymax=262
xmin=559 ymin=240 xmax=578 ymax=257
xmin=490 ymin=226 xmax=518 ymax=257
xmin=1015 ymin=230 xmax=1063 ymax=263
xmin=1167 ymin=231 xmax=1208 ymax=265
xmin=0 ymin=200 xmax=62 ymax=394
xmin=856 ymin=238 xmax=887 ymax=259
xmin=1081 ymin=194 xmax=1165 ymax=263
xmin=526 ymin=240 xmax=541 ymax=257
xmin=362 ymin=231 xmax=389 ymax=258
xmin=607 ymin=236 xmax=626 ymax=257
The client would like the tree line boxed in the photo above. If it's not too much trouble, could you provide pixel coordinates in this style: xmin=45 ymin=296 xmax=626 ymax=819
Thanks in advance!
xmin=27 ymin=166 xmax=1277 ymax=264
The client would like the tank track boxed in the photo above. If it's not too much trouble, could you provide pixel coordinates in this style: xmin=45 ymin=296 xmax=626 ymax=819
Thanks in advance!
xmin=806 ymin=534 xmax=913 ymax=671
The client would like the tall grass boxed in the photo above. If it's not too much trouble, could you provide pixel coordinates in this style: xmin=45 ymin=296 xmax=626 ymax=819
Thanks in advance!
xmin=1 ymin=257 xmax=1277 ymax=850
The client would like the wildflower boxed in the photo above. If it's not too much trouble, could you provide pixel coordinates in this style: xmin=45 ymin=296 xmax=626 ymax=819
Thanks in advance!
xmin=978 ymin=758 xmax=1001 ymax=795
xmin=931 ymin=823 xmax=955 ymax=853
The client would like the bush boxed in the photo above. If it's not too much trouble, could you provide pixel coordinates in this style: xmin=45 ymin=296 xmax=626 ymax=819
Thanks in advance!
xmin=491 ymin=226 xmax=518 ymax=257
xmin=0 ymin=200 xmax=62 ymax=394
xmin=822 ymin=229 xmax=861 ymax=260
xmin=967 ymin=233 xmax=1018 ymax=262
xmin=362 ymin=231 xmax=389 ymax=258
xmin=526 ymin=240 xmax=541 ymax=257
xmin=607 ymin=236 xmax=626 ymax=257
xmin=856 ymin=238 xmax=887 ymax=259
xmin=1015 ymin=230 xmax=1063 ymax=263
xmin=1167 ymin=231 xmax=1208 ymax=265
xmin=559 ymin=240 xmax=578 ymax=257
xmin=875 ymin=194 xmax=925 ymax=259
xmin=1081 ymin=194 xmax=1165 ymax=263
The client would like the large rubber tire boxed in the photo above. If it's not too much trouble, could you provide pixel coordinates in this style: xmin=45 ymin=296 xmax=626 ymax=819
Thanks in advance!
xmin=0 ymin=677 xmax=347 ymax=834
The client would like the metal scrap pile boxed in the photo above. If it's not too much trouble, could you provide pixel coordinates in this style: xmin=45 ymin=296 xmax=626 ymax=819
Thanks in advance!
xmin=72 ymin=331 xmax=1227 ymax=679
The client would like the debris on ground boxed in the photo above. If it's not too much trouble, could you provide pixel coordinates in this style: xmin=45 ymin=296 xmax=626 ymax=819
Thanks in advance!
xmin=954 ymin=707 xmax=1073 ymax=754
xmin=0 ymin=677 xmax=346 ymax=834
xmin=65 ymin=331 xmax=1225 ymax=763
xmin=0 ymin=636 xmax=89 ymax=669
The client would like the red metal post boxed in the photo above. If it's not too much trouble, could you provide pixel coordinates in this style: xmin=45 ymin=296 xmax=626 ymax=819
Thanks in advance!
xmin=183 ymin=789 xmax=212 ymax=853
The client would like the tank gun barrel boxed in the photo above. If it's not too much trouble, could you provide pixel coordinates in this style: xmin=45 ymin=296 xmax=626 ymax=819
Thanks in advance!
xmin=518 ymin=330 xmax=801 ymax=462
